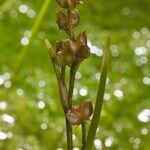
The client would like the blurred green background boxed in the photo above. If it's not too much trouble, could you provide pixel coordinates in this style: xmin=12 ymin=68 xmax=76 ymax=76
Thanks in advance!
xmin=0 ymin=0 xmax=150 ymax=149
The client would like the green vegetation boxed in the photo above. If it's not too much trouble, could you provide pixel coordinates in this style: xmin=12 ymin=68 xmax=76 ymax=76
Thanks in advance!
xmin=0 ymin=0 xmax=150 ymax=149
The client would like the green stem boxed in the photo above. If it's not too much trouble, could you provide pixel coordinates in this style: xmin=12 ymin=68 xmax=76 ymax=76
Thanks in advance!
xmin=63 ymin=9 xmax=76 ymax=150
xmin=51 ymin=59 xmax=68 ymax=110
xmin=61 ymin=66 xmax=66 ymax=83
xmin=65 ymin=118 xmax=73 ymax=150
xmin=61 ymin=66 xmax=73 ymax=150
xmin=84 ymin=36 xmax=111 ymax=150
xmin=65 ymin=62 xmax=76 ymax=150
xmin=51 ymin=59 xmax=60 ymax=80
xmin=67 ymin=8 xmax=76 ymax=108
xmin=81 ymin=123 xmax=86 ymax=150
xmin=67 ymin=10 xmax=74 ymax=39
xmin=52 ymin=61 xmax=72 ymax=150
xmin=68 ymin=69 xmax=76 ymax=108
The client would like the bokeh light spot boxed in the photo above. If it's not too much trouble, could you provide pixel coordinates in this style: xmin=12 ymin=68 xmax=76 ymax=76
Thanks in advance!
xmin=94 ymin=139 xmax=102 ymax=149
xmin=20 ymin=37 xmax=29 ymax=46
xmin=79 ymin=88 xmax=88 ymax=96
xmin=137 ymin=109 xmax=150 ymax=123
xmin=37 ymin=101 xmax=45 ymax=109
xmin=19 ymin=4 xmax=28 ymax=14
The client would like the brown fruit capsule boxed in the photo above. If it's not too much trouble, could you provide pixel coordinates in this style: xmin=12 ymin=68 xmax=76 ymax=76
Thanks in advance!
xmin=56 ymin=0 xmax=79 ymax=9
xmin=77 ymin=31 xmax=87 ymax=46
xmin=76 ymin=44 xmax=90 ymax=59
xmin=75 ymin=31 xmax=90 ymax=60
xmin=70 ymin=9 xmax=80 ymax=28
xmin=56 ymin=39 xmax=78 ymax=66
xmin=56 ymin=11 xmax=68 ymax=31
xmin=62 ymin=40 xmax=77 ymax=66
xmin=67 ymin=101 xmax=93 ymax=125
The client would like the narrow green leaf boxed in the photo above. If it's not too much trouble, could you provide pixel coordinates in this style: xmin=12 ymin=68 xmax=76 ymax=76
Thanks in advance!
xmin=14 ymin=0 xmax=51 ymax=75
xmin=1 ymin=0 xmax=52 ymax=104
xmin=84 ymin=36 xmax=111 ymax=150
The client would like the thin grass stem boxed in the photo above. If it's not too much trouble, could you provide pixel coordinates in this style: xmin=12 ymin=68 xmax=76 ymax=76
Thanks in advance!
xmin=61 ymin=66 xmax=66 ymax=83
xmin=81 ymin=123 xmax=86 ymax=150
xmin=84 ymin=36 xmax=111 ymax=150
xmin=68 ymin=69 xmax=76 ymax=108
xmin=14 ymin=0 xmax=51 ymax=75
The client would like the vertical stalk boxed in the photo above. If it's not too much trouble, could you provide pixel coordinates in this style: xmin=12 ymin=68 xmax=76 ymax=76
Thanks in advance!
xmin=67 ymin=8 xmax=76 ymax=108
xmin=81 ymin=123 xmax=86 ymax=150
xmin=51 ymin=60 xmax=68 ymax=111
xmin=61 ymin=66 xmax=73 ymax=150
xmin=68 ymin=10 xmax=74 ymax=39
xmin=64 ymin=9 xmax=75 ymax=150
xmin=61 ymin=66 xmax=66 ymax=83
xmin=84 ymin=36 xmax=110 ymax=150
xmin=68 ymin=69 xmax=76 ymax=107
xmin=65 ymin=118 xmax=73 ymax=150
xmin=51 ymin=59 xmax=72 ymax=149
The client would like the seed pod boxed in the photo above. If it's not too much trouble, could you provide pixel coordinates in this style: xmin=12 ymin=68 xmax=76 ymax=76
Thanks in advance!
xmin=56 ymin=0 xmax=80 ymax=9
xmin=76 ymin=44 xmax=90 ymax=59
xmin=67 ymin=101 xmax=93 ymax=125
xmin=56 ymin=39 xmax=77 ymax=53
xmin=67 ymin=39 xmax=78 ymax=54
xmin=56 ymin=39 xmax=78 ymax=66
xmin=77 ymin=31 xmax=87 ymax=46
xmin=62 ymin=40 xmax=77 ymax=65
xmin=56 ymin=11 xmax=68 ymax=31
xmin=70 ymin=9 xmax=80 ymax=28
xmin=79 ymin=101 xmax=93 ymax=119
xmin=75 ymin=31 xmax=90 ymax=59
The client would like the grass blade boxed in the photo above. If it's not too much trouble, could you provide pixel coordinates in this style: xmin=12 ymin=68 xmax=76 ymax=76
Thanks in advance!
xmin=84 ymin=36 xmax=111 ymax=150
xmin=14 ymin=0 xmax=51 ymax=75
xmin=1 ymin=0 xmax=52 ymax=100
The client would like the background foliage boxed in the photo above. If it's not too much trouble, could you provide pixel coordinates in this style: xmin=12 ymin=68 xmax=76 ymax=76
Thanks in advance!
xmin=0 ymin=0 xmax=150 ymax=149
